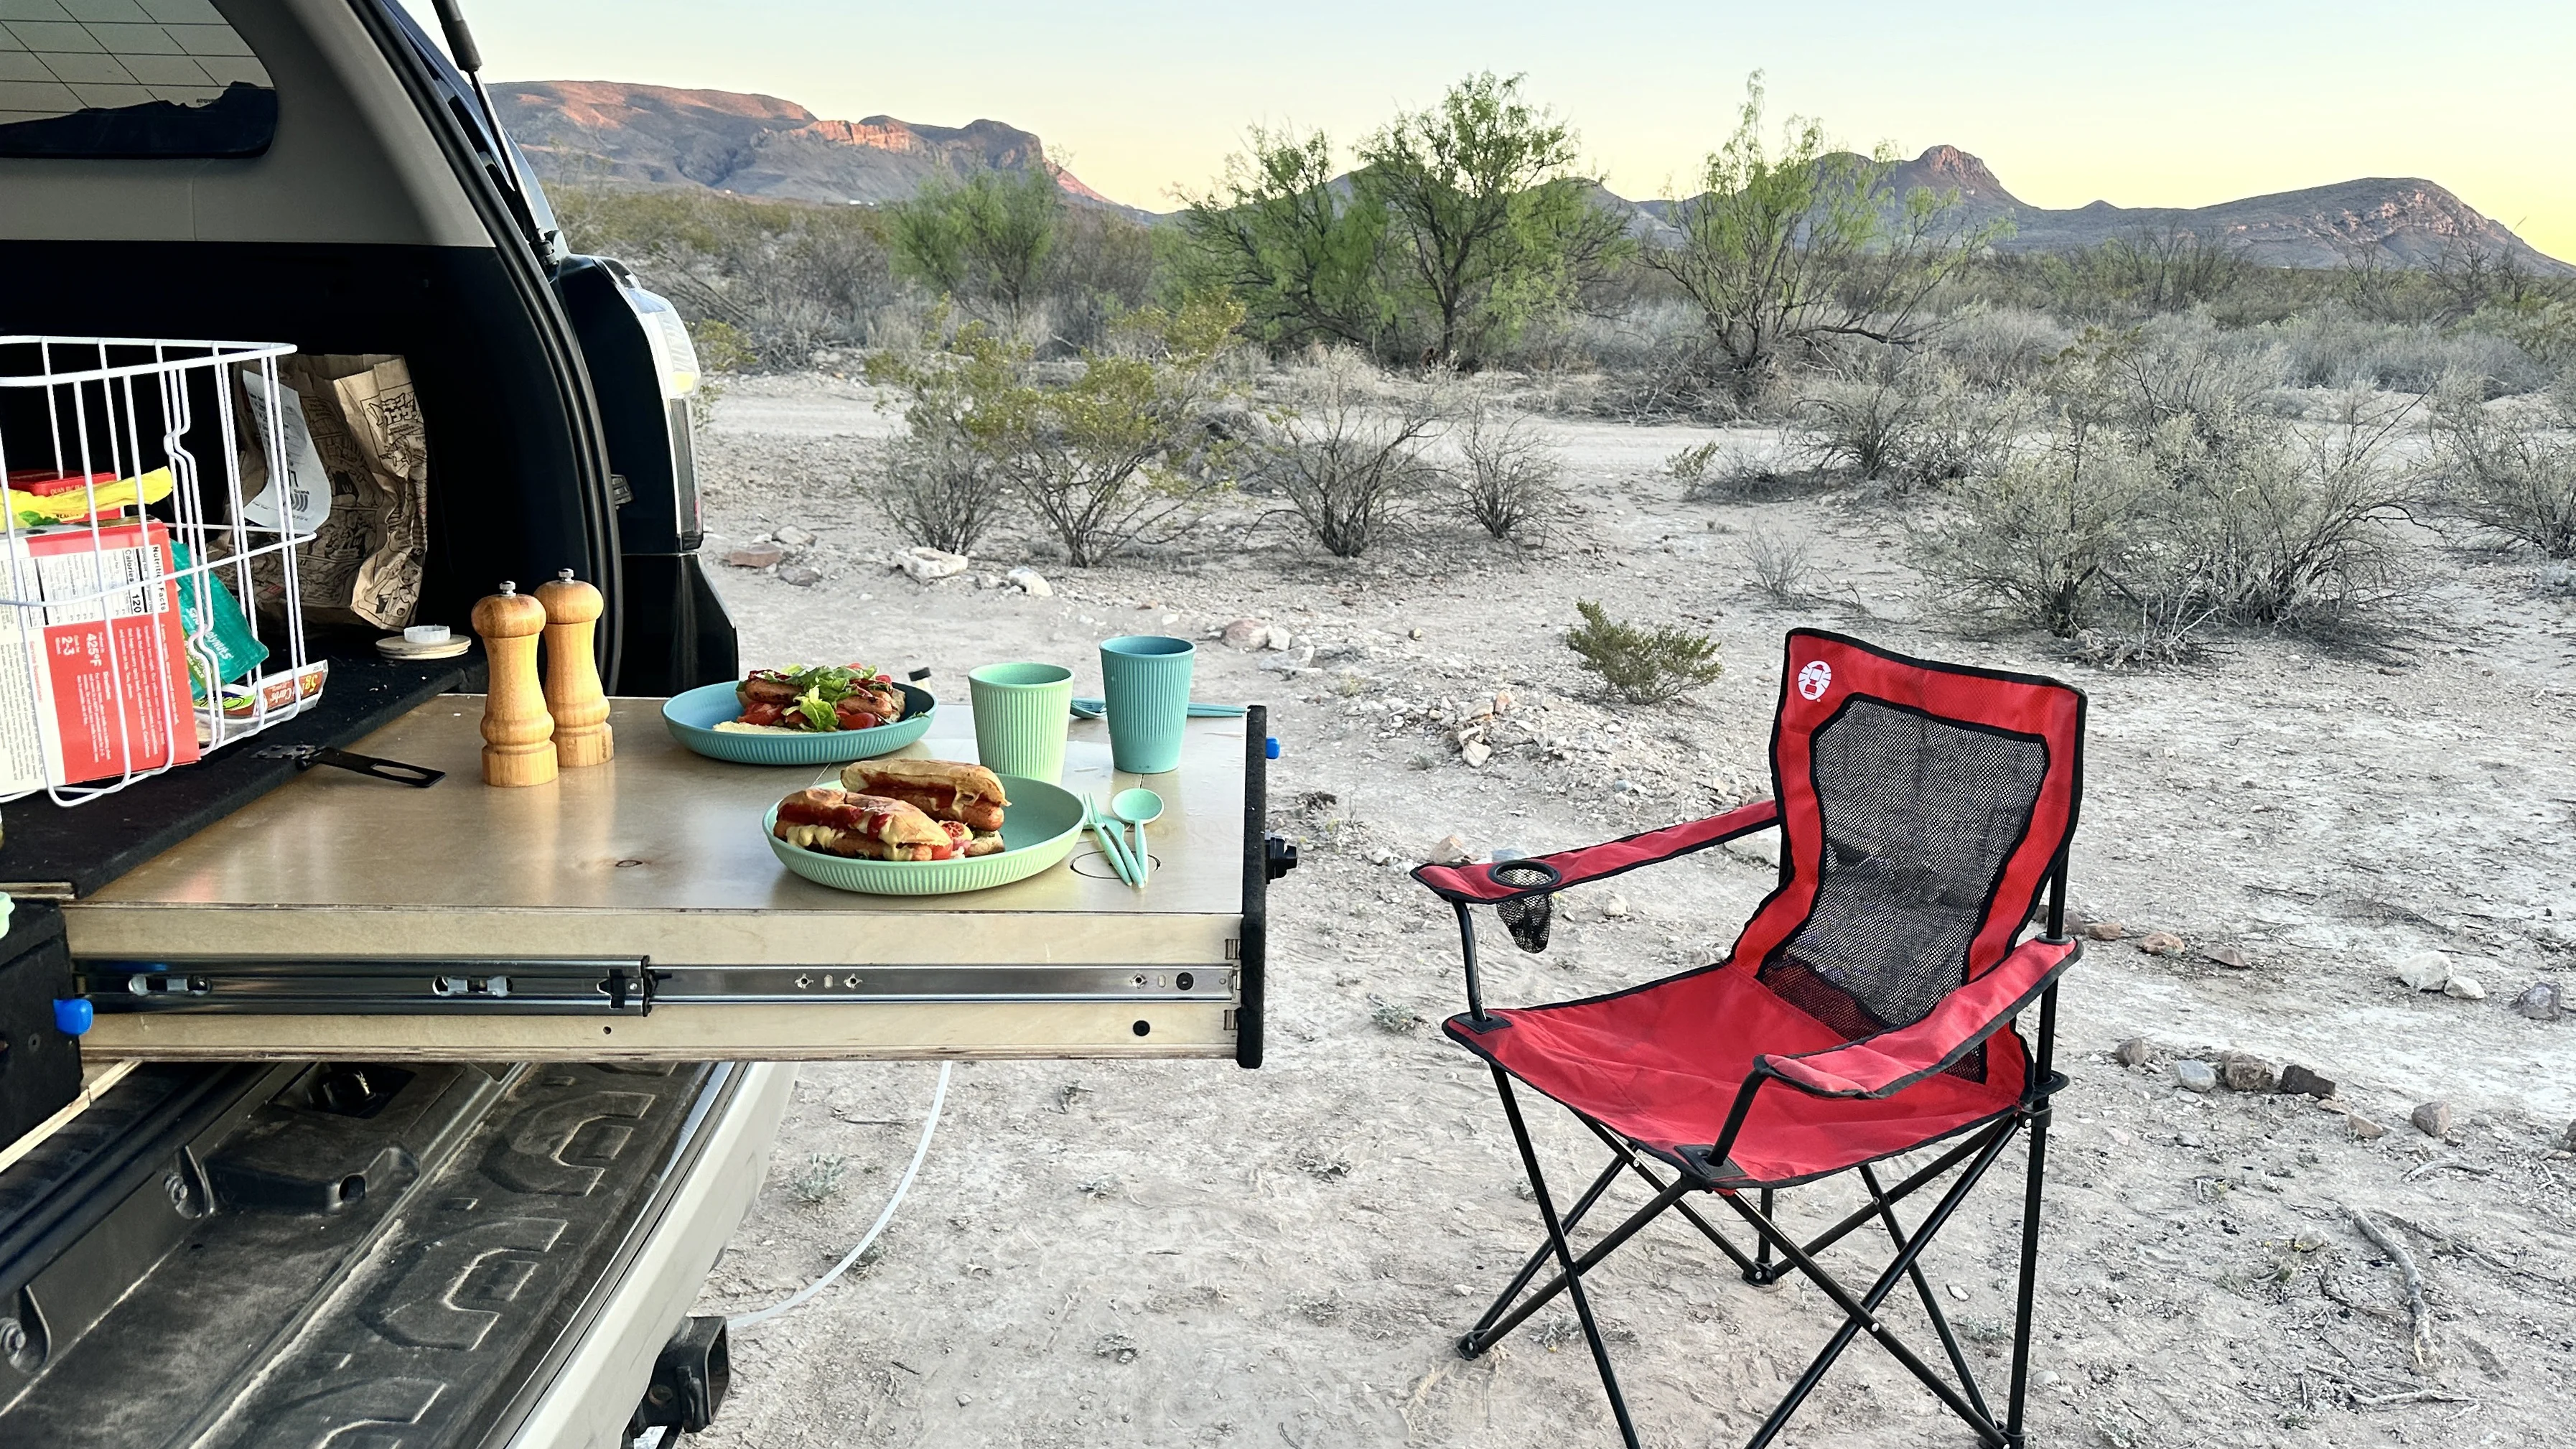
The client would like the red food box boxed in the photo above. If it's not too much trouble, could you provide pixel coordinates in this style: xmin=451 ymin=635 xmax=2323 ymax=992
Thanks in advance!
xmin=0 ymin=518 xmax=204 ymax=793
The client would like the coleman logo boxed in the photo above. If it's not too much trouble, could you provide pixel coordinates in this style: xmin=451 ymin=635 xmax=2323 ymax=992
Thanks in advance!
xmin=1797 ymin=660 xmax=1832 ymax=700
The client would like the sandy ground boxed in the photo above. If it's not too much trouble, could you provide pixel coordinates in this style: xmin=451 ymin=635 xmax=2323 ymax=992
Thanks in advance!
xmin=681 ymin=373 xmax=2576 ymax=1449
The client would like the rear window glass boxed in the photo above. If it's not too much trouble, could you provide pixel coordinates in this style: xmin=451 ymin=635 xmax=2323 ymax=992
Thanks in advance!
xmin=0 ymin=0 xmax=274 ymax=158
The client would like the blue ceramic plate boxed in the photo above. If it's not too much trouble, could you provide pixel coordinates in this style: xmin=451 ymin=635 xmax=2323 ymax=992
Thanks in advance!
xmin=663 ymin=680 xmax=936 ymax=765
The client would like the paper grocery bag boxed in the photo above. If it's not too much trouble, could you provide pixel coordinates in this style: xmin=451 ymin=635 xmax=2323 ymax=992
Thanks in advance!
xmin=233 ymin=354 xmax=430 ymax=629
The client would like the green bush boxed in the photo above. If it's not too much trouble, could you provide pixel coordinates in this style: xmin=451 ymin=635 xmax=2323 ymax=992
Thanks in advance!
xmin=2426 ymin=370 xmax=2576 ymax=556
xmin=1564 ymin=600 xmax=1725 ymax=704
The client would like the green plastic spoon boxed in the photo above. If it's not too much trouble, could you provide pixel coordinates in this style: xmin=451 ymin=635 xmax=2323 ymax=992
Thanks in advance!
xmin=1110 ymin=787 xmax=1165 ymax=887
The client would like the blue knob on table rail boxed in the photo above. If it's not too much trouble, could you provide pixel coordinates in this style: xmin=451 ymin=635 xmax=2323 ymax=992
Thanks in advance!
xmin=53 ymin=998 xmax=93 ymax=1036
xmin=1265 ymin=737 xmax=1280 ymax=760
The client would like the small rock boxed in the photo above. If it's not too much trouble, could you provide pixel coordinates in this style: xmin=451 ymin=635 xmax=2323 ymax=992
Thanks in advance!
xmin=1723 ymin=834 xmax=1781 ymax=867
xmin=1409 ymin=626 xmax=1424 ymax=640
xmin=1264 ymin=625 xmax=1294 ymax=651
xmin=2173 ymin=1059 xmax=2218 ymax=1092
xmin=974 ymin=572 xmax=1004 ymax=589
xmin=2112 ymin=1038 xmax=2152 ymax=1068
xmin=2560 ymin=1119 xmax=2576 ymax=1152
xmin=1493 ymin=691 xmax=1514 ymax=715
xmin=2442 ymin=974 xmax=2486 ymax=1001
xmin=2395 ymin=951 xmax=2451 ymax=992
xmin=894 ymin=546 xmax=969 ymax=582
xmin=2136 ymin=931 xmax=2188 ymax=956
xmin=1427 ymin=834 xmax=1475 ymax=866
xmin=1600 ymin=893 xmax=1630 ymax=920
xmin=777 ymin=564 xmax=822 ymax=587
xmin=2348 ymin=1114 xmax=2387 ymax=1141
xmin=774 ymin=524 xmax=816 ymax=547
xmin=2511 ymin=982 xmax=2564 ymax=1021
xmin=2204 ymin=945 xmax=2251 ymax=971
xmin=2218 ymin=1052 xmax=2277 ymax=1093
xmin=1611 ymin=778 xmax=1636 ymax=794
xmin=1004 ymin=567 xmax=1052 ymax=597
xmin=2084 ymin=921 xmax=2129 ymax=942
xmin=1461 ymin=740 xmax=1493 ymax=768
xmin=724 ymin=544 xmax=783 ymax=569
xmin=1221 ymin=618 xmax=1271 ymax=651
xmin=1945 ymin=1282 xmax=1970 ymax=1302
xmin=2409 ymin=1101 xmax=2453 ymax=1139
xmin=2277 ymin=1063 xmax=2336 ymax=1099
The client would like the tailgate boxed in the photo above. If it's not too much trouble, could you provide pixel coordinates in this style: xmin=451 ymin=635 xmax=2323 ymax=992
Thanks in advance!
xmin=61 ymin=699 xmax=1282 ymax=1066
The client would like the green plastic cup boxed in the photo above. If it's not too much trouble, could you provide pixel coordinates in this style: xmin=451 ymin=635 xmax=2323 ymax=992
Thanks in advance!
xmin=968 ymin=662 xmax=1074 ymax=783
xmin=1098 ymin=635 xmax=1195 ymax=775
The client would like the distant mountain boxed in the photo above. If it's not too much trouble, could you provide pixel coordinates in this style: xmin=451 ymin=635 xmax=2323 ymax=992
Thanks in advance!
xmin=498 ymin=83 xmax=2563 ymax=273
xmin=1625 ymin=145 xmax=2569 ymax=274
xmin=491 ymin=80 xmax=1138 ymax=215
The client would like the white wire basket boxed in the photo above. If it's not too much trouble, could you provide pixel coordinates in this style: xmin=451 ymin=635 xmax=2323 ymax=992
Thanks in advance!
xmin=0 ymin=335 xmax=324 ymax=807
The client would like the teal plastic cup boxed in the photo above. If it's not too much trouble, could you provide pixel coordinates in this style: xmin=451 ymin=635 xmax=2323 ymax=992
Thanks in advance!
xmin=1098 ymin=635 xmax=1195 ymax=775
xmin=969 ymin=662 xmax=1074 ymax=783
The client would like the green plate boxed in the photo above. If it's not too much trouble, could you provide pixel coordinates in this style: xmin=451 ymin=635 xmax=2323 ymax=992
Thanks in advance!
xmin=663 ymin=680 xmax=935 ymax=765
xmin=765 ymin=773 xmax=1085 ymax=895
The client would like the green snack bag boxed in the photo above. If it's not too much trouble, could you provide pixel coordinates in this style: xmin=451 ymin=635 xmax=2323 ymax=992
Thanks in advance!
xmin=170 ymin=541 xmax=268 ymax=701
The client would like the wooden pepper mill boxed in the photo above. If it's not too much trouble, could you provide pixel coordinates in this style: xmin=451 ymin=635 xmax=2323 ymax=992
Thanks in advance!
xmin=536 ymin=568 xmax=612 ymax=768
xmin=472 ymin=580 xmax=556 ymax=786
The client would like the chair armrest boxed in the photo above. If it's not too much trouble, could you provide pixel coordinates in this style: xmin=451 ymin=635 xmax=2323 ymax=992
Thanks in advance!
xmin=1754 ymin=936 xmax=2082 ymax=1100
xmin=1411 ymin=798 xmax=1779 ymax=904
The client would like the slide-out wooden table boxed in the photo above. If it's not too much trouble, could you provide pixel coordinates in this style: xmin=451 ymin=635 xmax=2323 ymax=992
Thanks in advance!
xmin=62 ymin=698 xmax=1282 ymax=1065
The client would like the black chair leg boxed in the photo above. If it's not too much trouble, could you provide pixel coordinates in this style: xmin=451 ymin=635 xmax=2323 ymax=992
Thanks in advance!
xmin=1749 ymin=1188 xmax=1776 ymax=1282
xmin=1462 ymin=1152 xmax=1625 ymax=1356
xmin=2005 ymin=1100 xmax=2054 ymax=1448
xmin=1491 ymin=1066 xmax=1641 ymax=1449
xmin=1860 ymin=1163 xmax=1994 ymax=1427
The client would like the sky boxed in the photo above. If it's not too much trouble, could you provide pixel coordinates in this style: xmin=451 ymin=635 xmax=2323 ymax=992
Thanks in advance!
xmin=409 ymin=1 xmax=2576 ymax=261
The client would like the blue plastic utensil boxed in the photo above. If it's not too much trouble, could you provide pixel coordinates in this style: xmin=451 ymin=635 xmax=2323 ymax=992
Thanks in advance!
xmin=1109 ymin=787 xmax=1165 ymax=887
xmin=1068 ymin=696 xmax=1246 ymax=720
xmin=1086 ymin=796 xmax=1141 ymax=885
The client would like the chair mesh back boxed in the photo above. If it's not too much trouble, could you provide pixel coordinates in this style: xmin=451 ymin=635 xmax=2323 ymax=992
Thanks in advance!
xmin=1759 ymin=699 xmax=2049 ymax=1033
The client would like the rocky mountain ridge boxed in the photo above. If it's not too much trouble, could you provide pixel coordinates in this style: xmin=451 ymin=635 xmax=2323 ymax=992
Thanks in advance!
xmin=498 ymin=81 xmax=2564 ymax=271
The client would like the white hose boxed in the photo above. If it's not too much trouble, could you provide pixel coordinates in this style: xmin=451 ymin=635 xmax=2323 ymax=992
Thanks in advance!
xmin=729 ymin=1061 xmax=952 ymax=1331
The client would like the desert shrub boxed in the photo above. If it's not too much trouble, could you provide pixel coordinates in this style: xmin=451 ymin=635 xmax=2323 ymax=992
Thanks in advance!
xmin=1564 ymin=600 xmax=1725 ymax=704
xmin=2174 ymin=391 xmax=2419 ymax=628
xmin=788 ymin=1152 xmax=847 ymax=1206
xmin=553 ymin=185 xmax=902 ymax=357
xmin=1800 ymin=376 xmax=1921 ymax=483
xmin=1742 ymin=525 xmax=1818 ymax=602
xmin=1913 ymin=429 xmax=2157 ymax=638
xmin=1796 ymin=365 xmax=2032 ymax=493
xmin=1916 ymin=385 xmax=2418 ymax=654
xmin=1664 ymin=441 xmax=1723 ymax=484
xmin=1644 ymin=74 xmax=1999 ymax=399
xmin=869 ymin=426 xmax=1009 ymax=555
xmin=1257 ymin=350 xmax=1445 ymax=556
xmin=1450 ymin=387 xmax=1564 ymax=541
xmin=2425 ymin=371 xmax=2576 ymax=555
xmin=1931 ymin=305 xmax=2074 ymax=389
xmin=887 ymin=167 xmax=1061 ymax=330
xmin=2053 ymin=317 xmax=2285 ymax=437
xmin=865 ymin=296 xmax=1248 ymax=567
xmin=2267 ymin=307 xmax=2547 ymax=396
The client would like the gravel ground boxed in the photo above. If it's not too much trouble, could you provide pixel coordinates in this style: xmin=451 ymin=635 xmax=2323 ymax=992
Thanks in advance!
xmin=681 ymin=372 xmax=2576 ymax=1449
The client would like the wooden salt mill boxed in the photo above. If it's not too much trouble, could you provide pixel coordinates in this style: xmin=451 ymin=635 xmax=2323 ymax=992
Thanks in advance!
xmin=536 ymin=568 xmax=612 ymax=768
xmin=472 ymin=581 xmax=556 ymax=786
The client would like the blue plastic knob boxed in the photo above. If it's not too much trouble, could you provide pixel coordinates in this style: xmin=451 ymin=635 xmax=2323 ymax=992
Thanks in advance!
xmin=1264 ymin=736 xmax=1281 ymax=760
xmin=53 ymin=997 xmax=93 ymax=1036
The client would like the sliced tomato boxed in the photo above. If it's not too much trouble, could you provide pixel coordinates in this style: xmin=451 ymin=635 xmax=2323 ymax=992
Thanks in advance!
xmin=738 ymin=702 xmax=787 ymax=727
xmin=834 ymin=699 xmax=882 ymax=729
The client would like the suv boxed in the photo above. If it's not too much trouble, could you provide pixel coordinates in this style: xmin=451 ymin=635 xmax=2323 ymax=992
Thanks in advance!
xmin=0 ymin=5 xmax=1279 ymax=1445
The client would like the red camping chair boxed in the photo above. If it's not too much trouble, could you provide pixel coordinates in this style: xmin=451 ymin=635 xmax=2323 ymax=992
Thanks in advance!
xmin=1413 ymin=630 xmax=2086 ymax=1448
